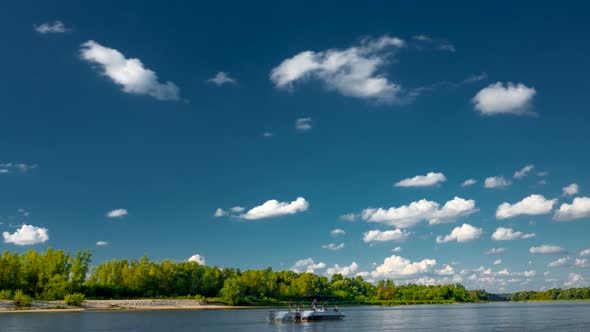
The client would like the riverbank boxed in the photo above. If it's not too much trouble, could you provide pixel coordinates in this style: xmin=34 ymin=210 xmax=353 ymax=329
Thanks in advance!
xmin=0 ymin=299 xmax=254 ymax=313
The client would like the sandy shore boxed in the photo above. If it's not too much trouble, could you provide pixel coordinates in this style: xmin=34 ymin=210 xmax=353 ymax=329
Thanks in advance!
xmin=0 ymin=299 xmax=254 ymax=313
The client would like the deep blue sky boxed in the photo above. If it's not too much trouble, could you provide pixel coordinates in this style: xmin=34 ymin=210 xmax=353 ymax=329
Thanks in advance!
xmin=1 ymin=1 xmax=589 ymax=292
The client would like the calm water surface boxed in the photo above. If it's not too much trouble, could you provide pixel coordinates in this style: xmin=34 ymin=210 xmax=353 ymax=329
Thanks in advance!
xmin=1 ymin=302 xmax=589 ymax=331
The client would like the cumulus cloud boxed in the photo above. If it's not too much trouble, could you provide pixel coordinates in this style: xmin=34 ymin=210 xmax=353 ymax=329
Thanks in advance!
xmin=564 ymin=273 xmax=586 ymax=287
xmin=106 ymin=208 xmax=128 ymax=218
xmin=34 ymin=21 xmax=68 ymax=34
xmin=96 ymin=241 xmax=109 ymax=246
xmin=494 ymin=259 xmax=502 ymax=265
xmin=436 ymin=264 xmax=455 ymax=276
xmin=562 ymin=183 xmax=579 ymax=197
xmin=290 ymin=258 xmax=326 ymax=273
xmin=2 ymin=224 xmax=49 ymax=245
xmin=553 ymin=197 xmax=590 ymax=221
xmin=547 ymin=257 xmax=570 ymax=268
xmin=472 ymin=82 xmax=536 ymax=115
xmin=530 ymin=245 xmax=564 ymax=254
xmin=484 ymin=176 xmax=511 ymax=188
xmin=362 ymin=229 xmax=411 ymax=243
xmin=461 ymin=179 xmax=477 ymax=187
xmin=270 ymin=36 xmax=405 ymax=102
xmin=214 ymin=206 xmax=245 ymax=217
xmin=295 ymin=117 xmax=313 ymax=131
xmin=362 ymin=197 xmax=477 ymax=228
xmin=0 ymin=163 xmax=38 ymax=174
xmin=188 ymin=254 xmax=206 ymax=265
xmin=372 ymin=255 xmax=436 ymax=277
xmin=580 ymin=249 xmax=590 ymax=256
xmin=330 ymin=229 xmax=345 ymax=236
xmin=491 ymin=227 xmax=536 ymax=241
xmin=321 ymin=243 xmax=345 ymax=251
xmin=239 ymin=197 xmax=309 ymax=220
xmin=80 ymin=40 xmax=180 ymax=101
xmin=339 ymin=213 xmax=358 ymax=222
xmin=436 ymin=224 xmax=483 ymax=243
xmin=496 ymin=194 xmax=557 ymax=219
xmin=574 ymin=258 xmax=589 ymax=268
xmin=485 ymin=247 xmax=506 ymax=255
xmin=326 ymin=262 xmax=359 ymax=277
xmin=394 ymin=172 xmax=446 ymax=187
xmin=208 ymin=72 xmax=237 ymax=86
xmin=513 ymin=165 xmax=535 ymax=179
xmin=392 ymin=246 xmax=402 ymax=252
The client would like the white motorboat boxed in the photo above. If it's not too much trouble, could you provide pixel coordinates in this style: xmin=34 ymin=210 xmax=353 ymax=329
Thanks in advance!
xmin=268 ymin=302 xmax=345 ymax=322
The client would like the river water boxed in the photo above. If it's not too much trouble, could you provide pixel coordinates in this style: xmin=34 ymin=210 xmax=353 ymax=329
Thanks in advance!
xmin=1 ymin=302 xmax=589 ymax=331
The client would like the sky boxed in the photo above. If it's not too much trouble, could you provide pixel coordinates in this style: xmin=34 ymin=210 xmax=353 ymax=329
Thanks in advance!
xmin=1 ymin=1 xmax=590 ymax=293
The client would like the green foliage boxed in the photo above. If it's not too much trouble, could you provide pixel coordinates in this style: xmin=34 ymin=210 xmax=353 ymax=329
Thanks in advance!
xmin=511 ymin=288 xmax=590 ymax=301
xmin=0 ymin=289 xmax=12 ymax=300
xmin=13 ymin=289 xmax=32 ymax=307
xmin=220 ymin=277 xmax=242 ymax=305
xmin=64 ymin=293 xmax=86 ymax=306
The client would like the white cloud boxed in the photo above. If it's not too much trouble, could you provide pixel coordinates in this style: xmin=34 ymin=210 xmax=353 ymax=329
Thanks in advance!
xmin=436 ymin=264 xmax=455 ymax=276
xmin=580 ymin=249 xmax=590 ymax=256
xmin=295 ymin=117 xmax=313 ymax=131
xmin=553 ymin=197 xmax=590 ymax=221
xmin=547 ymin=257 xmax=570 ymax=268
xmin=240 ymin=197 xmax=309 ymax=220
xmin=472 ymin=82 xmax=536 ymax=115
xmin=326 ymin=262 xmax=359 ymax=277
xmin=514 ymin=165 xmax=535 ymax=179
xmin=574 ymin=258 xmax=589 ymax=268
xmin=208 ymin=72 xmax=237 ymax=86
xmin=530 ymin=245 xmax=564 ymax=254
xmin=290 ymin=258 xmax=326 ymax=273
xmin=270 ymin=36 xmax=405 ymax=102
xmin=362 ymin=196 xmax=477 ymax=228
xmin=0 ymin=163 xmax=38 ymax=173
xmin=436 ymin=224 xmax=483 ymax=243
xmin=188 ymin=254 xmax=206 ymax=265
xmin=564 ymin=273 xmax=586 ymax=287
xmin=339 ymin=213 xmax=358 ymax=222
xmin=491 ymin=227 xmax=535 ymax=241
xmin=321 ymin=243 xmax=345 ymax=251
xmin=80 ymin=40 xmax=180 ymax=101
xmin=485 ymin=247 xmax=506 ymax=255
xmin=394 ymin=172 xmax=446 ymax=187
xmin=484 ymin=176 xmax=511 ymax=188
xmin=494 ymin=259 xmax=502 ymax=265
xmin=96 ymin=241 xmax=109 ymax=246
xmin=362 ymin=229 xmax=411 ymax=243
xmin=263 ymin=132 xmax=274 ymax=137
xmin=461 ymin=179 xmax=477 ymax=187
xmin=392 ymin=246 xmax=402 ymax=252
xmin=2 ymin=224 xmax=49 ymax=245
xmin=106 ymin=208 xmax=128 ymax=218
xmin=330 ymin=229 xmax=345 ymax=236
xmin=34 ymin=21 xmax=68 ymax=34
xmin=214 ymin=206 xmax=245 ymax=217
xmin=372 ymin=255 xmax=436 ymax=277
xmin=496 ymin=194 xmax=557 ymax=219
xmin=562 ymin=183 xmax=579 ymax=197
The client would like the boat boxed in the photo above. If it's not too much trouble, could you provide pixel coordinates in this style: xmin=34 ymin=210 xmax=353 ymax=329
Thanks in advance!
xmin=267 ymin=300 xmax=345 ymax=322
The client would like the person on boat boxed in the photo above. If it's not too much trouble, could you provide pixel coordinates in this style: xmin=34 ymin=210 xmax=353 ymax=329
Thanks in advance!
xmin=311 ymin=299 xmax=317 ymax=311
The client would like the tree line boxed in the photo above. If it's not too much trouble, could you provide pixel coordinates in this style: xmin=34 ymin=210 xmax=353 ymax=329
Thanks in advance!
xmin=3 ymin=248 xmax=582 ymax=305
xmin=511 ymin=288 xmax=590 ymax=301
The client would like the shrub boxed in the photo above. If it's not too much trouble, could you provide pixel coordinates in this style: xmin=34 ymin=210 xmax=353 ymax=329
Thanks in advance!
xmin=0 ymin=289 xmax=12 ymax=300
xmin=13 ymin=290 xmax=32 ymax=307
xmin=64 ymin=293 xmax=86 ymax=306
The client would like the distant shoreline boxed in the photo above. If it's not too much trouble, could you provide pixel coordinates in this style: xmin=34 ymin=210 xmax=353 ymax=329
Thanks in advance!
xmin=0 ymin=299 xmax=257 ymax=313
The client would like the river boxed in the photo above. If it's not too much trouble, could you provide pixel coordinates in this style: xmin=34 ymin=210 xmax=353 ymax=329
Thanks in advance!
xmin=1 ymin=302 xmax=589 ymax=331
